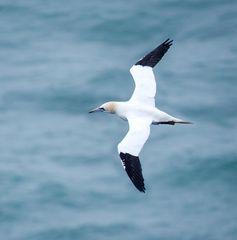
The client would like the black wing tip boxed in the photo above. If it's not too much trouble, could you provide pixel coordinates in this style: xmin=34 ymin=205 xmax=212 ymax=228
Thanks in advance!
xmin=163 ymin=38 xmax=173 ymax=48
xmin=139 ymin=186 xmax=146 ymax=193
xmin=134 ymin=38 xmax=174 ymax=68
xmin=164 ymin=38 xmax=173 ymax=43
xmin=119 ymin=152 xmax=146 ymax=193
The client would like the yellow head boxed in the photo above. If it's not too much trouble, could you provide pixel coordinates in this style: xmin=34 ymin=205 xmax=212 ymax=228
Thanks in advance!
xmin=89 ymin=101 xmax=116 ymax=114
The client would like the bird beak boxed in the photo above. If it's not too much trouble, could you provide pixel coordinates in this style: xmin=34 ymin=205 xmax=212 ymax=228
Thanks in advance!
xmin=88 ymin=107 xmax=104 ymax=113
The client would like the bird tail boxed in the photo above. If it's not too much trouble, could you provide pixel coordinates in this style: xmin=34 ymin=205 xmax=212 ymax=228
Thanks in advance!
xmin=175 ymin=120 xmax=193 ymax=124
xmin=153 ymin=117 xmax=193 ymax=125
xmin=172 ymin=116 xmax=193 ymax=124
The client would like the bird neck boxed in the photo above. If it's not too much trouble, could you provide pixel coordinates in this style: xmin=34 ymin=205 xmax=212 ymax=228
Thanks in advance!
xmin=113 ymin=101 xmax=129 ymax=119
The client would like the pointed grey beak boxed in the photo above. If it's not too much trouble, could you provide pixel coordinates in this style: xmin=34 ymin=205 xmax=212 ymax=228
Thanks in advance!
xmin=88 ymin=107 xmax=104 ymax=113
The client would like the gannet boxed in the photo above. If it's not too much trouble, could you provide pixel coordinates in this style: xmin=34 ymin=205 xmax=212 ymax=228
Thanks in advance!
xmin=89 ymin=39 xmax=191 ymax=192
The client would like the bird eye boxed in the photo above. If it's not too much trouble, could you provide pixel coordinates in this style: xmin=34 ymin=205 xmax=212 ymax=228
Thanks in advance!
xmin=99 ymin=107 xmax=105 ymax=111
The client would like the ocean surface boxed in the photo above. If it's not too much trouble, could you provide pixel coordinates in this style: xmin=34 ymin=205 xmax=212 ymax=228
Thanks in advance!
xmin=0 ymin=0 xmax=237 ymax=239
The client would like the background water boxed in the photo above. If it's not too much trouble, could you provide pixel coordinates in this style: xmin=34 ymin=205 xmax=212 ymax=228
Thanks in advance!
xmin=0 ymin=0 xmax=237 ymax=239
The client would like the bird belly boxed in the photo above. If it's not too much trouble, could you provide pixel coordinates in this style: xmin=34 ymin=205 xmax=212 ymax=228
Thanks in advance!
xmin=116 ymin=101 xmax=155 ymax=121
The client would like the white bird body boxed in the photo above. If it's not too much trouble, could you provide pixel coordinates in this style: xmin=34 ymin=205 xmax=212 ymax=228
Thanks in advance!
xmin=89 ymin=39 xmax=191 ymax=192
xmin=115 ymin=101 xmax=180 ymax=124
xmin=115 ymin=101 xmax=154 ymax=120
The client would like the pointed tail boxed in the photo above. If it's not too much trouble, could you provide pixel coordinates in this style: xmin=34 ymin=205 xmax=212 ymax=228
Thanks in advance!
xmin=174 ymin=117 xmax=193 ymax=124
xmin=175 ymin=120 xmax=193 ymax=124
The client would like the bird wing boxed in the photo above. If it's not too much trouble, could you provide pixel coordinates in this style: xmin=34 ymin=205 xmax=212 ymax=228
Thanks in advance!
xmin=130 ymin=39 xmax=173 ymax=106
xmin=129 ymin=65 xmax=156 ymax=106
xmin=118 ymin=117 xmax=152 ymax=192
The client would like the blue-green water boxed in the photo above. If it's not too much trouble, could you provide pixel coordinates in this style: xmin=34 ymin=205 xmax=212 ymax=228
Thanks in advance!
xmin=0 ymin=0 xmax=237 ymax=239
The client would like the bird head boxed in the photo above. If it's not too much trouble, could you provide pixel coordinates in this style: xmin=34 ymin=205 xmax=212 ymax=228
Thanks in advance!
xmin=89 ymin=101 xmax=116 ymax=114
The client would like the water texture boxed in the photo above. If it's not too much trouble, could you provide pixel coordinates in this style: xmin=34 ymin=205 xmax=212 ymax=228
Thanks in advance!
xmin=0 ymin=0 xmax=237 ymax=239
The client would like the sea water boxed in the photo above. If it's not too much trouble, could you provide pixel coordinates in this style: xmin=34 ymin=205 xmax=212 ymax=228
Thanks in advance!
xmin=0 ymin=0 xmax=237 ymax=239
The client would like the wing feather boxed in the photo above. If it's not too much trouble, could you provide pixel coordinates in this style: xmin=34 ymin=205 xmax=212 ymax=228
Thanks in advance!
xmin=118 ymin=118 xmax=151 ymax=156
xmin=129 ymin=39 xmax=173 ymax=106
xmin=118 ymin=118 xmax=151 ymax=192
xmin=130 ymin=65 xmax=156 ymax=106
xmin=135 ymin=39 xmax=173 ymax=67
xmin=120 ymin=153 xmax=145 ymax=192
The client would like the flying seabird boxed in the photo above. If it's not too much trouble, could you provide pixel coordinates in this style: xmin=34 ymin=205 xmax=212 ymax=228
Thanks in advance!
xmin=89 ymin=39 xmax=192 ymax=192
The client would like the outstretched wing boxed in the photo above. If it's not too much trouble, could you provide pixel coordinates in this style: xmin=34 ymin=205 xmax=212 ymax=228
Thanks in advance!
xmin=118 ymin=117 xmax=152 ymax=192
xmin=129 ymin=39 xmax=173 ymax=106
